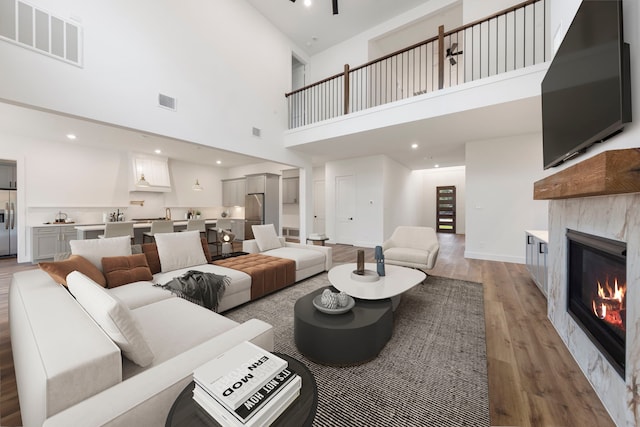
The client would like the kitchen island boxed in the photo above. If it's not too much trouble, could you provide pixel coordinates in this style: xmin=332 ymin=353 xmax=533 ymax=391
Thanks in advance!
xmin=74 ymin=219 xmax=218 ymax=242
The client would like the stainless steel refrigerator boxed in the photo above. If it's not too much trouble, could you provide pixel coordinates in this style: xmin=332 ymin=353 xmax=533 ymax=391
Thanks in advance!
xmin=244 ymin=193 xmax=264 ymax=240
xmin=0 ymin=190 xmax=17 ymax=256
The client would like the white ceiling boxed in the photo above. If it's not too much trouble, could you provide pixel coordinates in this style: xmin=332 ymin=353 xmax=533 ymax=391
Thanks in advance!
xmin=246 ymin=0 xmax=433 ymax=56
xmin=0 ymin=102 xmax=265 ymax=169
xmin=289 ymin=97 xmax=543 ymax=170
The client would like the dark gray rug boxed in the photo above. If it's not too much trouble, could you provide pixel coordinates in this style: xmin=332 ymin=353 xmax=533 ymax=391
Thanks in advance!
xmin=225 ymin=273 xmax=489 ymax=427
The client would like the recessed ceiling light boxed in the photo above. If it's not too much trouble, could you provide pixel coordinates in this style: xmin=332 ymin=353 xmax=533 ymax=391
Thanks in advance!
xmin=216 ymin=160 xmax=222 ymax=165
xmin=304 ymin=0 xmax=312 ymax=6
xmin=154 ymin=149 xmax=162 ymax=154
xmin=411 ymin=143 xmax=418 ymax=149
xmin=66 ymin=134 xmax=77 ymax=140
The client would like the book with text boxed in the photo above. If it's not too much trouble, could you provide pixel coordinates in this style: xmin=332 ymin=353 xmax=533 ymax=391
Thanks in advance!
xmin=193 ymin=341 xmax=287 ymax=410
xmin=193 ymin=375 xmax=302 ymax=427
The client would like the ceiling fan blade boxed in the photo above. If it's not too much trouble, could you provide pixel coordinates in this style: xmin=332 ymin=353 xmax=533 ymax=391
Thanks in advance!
xmin=450 ymin=42 xmax=458 ymax=52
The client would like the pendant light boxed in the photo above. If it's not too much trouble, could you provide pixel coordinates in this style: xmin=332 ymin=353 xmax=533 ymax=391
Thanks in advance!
xmin=137 ymin=173 xmax=150 ymax=187
xmin=192 ymin=179 xmax=203 ymax=191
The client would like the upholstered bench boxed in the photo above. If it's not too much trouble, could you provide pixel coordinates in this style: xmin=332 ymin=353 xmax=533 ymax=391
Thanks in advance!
xmin=213 ymin=254 xmax=296 ymax=299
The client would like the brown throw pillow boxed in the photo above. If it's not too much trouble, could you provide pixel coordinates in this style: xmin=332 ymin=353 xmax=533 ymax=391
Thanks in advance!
xmin=102 ymin=253 xmax=153 ymax=288
xmin=40 ymin=255 xmax=107 ymax=287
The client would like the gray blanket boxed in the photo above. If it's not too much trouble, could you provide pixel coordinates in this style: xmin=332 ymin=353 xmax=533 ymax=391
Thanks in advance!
xmin=155 ymin=270 xmax=230 ymax=312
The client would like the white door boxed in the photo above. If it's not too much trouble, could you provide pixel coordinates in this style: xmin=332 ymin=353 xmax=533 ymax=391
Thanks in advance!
xmin=313 ymin=180 xmax=325 ymax=234
xmin=335 ymin=175 xmax=355 ymax=244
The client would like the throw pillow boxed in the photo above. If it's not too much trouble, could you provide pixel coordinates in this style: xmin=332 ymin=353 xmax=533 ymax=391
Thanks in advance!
xmin=102 ymin=253 xmax=153 ymax=288
xmin=69 ymin=236 xmax=132 ymax=272
xmin=154 ymin=231 xmax=207 ymax=272
xmin=252 ymin=224 xmax=283 ymax=252
xmin=39 ymin=255 xmax=107 ymax=287
xmin=66 ymin=271 xmax=154 ymax=367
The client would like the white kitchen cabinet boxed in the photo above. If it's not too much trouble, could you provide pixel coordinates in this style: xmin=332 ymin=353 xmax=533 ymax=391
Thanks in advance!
xmin=222 ymin=178 xmax=246 ymax=207
xmin=31 ymin=225 xmax=77 ymax=261
xmin=0 ymin=163 xmax=17 ymax=189
xmin=525 ymin=230 xmax=548 ymax=297
xmin=282 ymin=177 xmax=299 ymax=204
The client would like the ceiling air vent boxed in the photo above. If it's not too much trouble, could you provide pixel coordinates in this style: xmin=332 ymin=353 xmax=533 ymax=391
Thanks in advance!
xmin=252 ymin=127 xmax=261 ymax=137
xmin=158 ymin=93 xmax=177 ymax=111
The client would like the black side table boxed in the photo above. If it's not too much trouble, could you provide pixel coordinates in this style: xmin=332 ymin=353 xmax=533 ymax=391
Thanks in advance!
xmin=166 ymin=352 xmax=317 ymax=427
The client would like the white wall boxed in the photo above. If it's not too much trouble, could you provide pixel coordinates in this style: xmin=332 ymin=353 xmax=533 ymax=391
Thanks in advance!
xmin=465 ymin=133 xmax=548 ymax=263
xmin=0 ymin=0 xmax=310 ymax=169
xmin=413 ymin=166 xmax=466 ymax=234
xmin=382 ymin=157 xmax=417 ymax=239
xmin=306 ymin=0 xmax=458 ymax=82
xmin=462 ymin=0 xmax=520 ymax=23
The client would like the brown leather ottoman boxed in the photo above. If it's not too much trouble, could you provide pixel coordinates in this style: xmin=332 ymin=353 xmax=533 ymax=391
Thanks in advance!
xmin=212 ymin=254 xmax=295 ymax=299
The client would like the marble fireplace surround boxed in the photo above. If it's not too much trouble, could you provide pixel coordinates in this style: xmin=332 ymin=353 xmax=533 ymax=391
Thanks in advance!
xmin=548 ymin=194 xmax=640 ymax=426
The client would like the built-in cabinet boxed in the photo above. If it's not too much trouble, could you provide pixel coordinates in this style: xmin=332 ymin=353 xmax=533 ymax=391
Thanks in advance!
xmin=31 ymin=225 xmax=77 ymax=261
xmin=222 ymin=178 xmax=246 ymax=207
xmin=525 ymin=230 xmax=548 ymax=297
xmin=0 ymin=162 xmax=17 ymax=189
xmin=282 ymin=177 xmax=299 ymax=204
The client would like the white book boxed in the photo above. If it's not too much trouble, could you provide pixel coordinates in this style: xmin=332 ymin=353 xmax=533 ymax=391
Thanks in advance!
xmin=193 ymin=375 xmax=302 ymax=427
xmin=194 ymin=341 xmax=288 ymax=410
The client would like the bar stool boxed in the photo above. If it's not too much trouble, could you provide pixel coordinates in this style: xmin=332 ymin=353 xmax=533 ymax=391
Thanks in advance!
xmin=98 ymin=222 xmax=135 ymax=244
xmin=184 ymin=219 xmax=206 ymax=240
xmin=142 ymin=220 xmax=174 ymax=243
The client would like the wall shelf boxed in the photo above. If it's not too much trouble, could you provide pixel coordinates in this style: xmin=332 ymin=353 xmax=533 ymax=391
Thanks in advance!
xmin=534 ymin=149 xmax=640 ymax=200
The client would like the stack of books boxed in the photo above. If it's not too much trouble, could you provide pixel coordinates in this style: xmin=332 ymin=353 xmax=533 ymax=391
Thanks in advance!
xmin=193 ymin=342 xmax=302 ymax=426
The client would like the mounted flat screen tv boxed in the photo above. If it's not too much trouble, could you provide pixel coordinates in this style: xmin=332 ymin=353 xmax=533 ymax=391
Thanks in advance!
xmin=541 ymin=0 xmax=631 ymax=169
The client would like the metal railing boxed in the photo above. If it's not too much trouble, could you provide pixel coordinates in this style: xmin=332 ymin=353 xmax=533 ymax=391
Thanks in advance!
xmin=286 ymin=0 xmax=547 ymax=129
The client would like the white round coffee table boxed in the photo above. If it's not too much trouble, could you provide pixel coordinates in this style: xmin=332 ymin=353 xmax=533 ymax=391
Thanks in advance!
xmin=329 ymin=263 xmax=425 ymax=309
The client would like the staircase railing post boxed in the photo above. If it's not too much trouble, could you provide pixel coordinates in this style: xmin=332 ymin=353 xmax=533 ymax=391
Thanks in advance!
xmin=343 ymin=64 xmax=350 ymax=115
xmin=438 ymin=25 xmax=444 ymax=90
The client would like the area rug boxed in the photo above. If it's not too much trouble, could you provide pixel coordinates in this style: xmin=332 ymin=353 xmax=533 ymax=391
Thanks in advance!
xmin=225 ymin=273 xmax=489 ymax=427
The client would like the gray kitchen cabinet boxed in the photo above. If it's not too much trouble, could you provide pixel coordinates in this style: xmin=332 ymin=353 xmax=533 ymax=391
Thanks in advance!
xmin=525 ymin=230 xmax=548 ymax=297
xmin=246 ymin=174 xmax=266 ymax=194
xmin=229 ymin=219 xmax=245 ymax=241
xmin=222 ymin=178 xmax=246 ymax=207
xmin=0 ymin=163 xmax=17 ymax=189
xmin=31 ymin=225 xmax=76 ymax=261
xmin=283 ymin=177 xmax=299 ymax=204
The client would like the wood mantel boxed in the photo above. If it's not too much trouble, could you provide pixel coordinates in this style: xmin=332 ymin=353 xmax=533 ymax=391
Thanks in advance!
xmin=534 ymin=149 xmax=640 ymax=200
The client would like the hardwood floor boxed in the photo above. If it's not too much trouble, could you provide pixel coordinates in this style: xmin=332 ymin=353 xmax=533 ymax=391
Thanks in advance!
xmin=0 ymin=235 xmax=615 ymax=426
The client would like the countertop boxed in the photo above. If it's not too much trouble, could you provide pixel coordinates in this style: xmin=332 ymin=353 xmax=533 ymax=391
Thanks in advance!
xmin=526 ymin=230 xmax=549 ymax=243
xmin=74 ymin=219 xmax=219 ymax=231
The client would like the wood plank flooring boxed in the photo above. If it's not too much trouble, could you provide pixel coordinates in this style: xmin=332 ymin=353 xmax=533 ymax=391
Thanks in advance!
xmin=0 ymin=235 xmax=615 ymax=426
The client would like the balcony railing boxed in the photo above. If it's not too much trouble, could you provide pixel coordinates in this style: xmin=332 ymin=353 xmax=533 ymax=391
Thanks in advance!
xmin=286 ymin=0 xmax=547 ymax=129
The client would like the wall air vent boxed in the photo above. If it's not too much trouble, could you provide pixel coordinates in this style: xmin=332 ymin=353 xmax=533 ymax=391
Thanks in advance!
xmin=158 ymin=93 xmax=177 ymax=111
xmin=252 ymin=127 xmax=261 ymax=137
xmin=0 ymin=0 xmax=83 ymax=66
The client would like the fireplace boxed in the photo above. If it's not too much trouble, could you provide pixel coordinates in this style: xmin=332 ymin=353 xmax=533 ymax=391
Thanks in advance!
xmin=567 ymin=229 xmax=627 ymax=377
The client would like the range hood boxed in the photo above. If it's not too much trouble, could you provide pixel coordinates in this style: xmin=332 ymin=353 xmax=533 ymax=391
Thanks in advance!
xmin=129 ymin=153 xmax=172 ymax=192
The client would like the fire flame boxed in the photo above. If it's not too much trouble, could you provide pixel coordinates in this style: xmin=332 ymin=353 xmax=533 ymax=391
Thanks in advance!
xmin=591 ymin=277 xmax=626 ymax=331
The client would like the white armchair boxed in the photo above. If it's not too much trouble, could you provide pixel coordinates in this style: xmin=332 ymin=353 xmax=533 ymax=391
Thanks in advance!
xmin=382 ymin=226 xmax=440 ymax=271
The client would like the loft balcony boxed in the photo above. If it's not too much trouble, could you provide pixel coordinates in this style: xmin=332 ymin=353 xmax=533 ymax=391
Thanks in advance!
xmin=285 ymin=0 xmax=549 ymax=160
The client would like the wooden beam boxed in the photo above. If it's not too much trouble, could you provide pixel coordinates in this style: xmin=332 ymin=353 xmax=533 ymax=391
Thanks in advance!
xmin=533 ymin=149 xmax=640 ymax=200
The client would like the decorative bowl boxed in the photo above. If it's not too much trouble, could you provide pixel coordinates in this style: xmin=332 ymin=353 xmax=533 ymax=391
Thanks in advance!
xmin=313 ymin=294 xmax=355 ymax=314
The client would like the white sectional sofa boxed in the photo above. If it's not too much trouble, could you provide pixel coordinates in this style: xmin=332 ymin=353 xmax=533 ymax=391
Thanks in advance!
xmin=243 ymin=225 xmax=332 ymax=282
xmin=10 ymin=232 xmax=273 ymax=427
